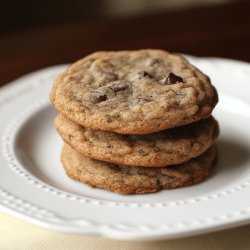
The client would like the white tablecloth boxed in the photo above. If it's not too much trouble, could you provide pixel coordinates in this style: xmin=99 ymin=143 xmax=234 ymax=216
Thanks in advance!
xmin=1 ymin=212 xmax=250 ymax=250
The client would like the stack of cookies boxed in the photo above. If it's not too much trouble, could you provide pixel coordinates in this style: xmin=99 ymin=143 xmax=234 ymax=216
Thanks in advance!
xmin=50 ymin=49 xmax=219 ymax=194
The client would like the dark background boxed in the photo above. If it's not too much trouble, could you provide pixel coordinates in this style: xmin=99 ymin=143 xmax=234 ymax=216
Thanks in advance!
xmin=0 ymin=0 xmax=250 ymax=86
xmin=0 ymin=1 xmax=103 ymax=34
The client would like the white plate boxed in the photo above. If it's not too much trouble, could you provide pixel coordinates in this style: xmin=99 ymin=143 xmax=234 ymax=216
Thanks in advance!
xmin=0 ymin=56 xmax=250 ymax=241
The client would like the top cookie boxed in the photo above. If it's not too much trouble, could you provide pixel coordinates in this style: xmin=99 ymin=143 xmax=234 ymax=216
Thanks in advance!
xmin=50 ymin=49 xmax=218 ymax=134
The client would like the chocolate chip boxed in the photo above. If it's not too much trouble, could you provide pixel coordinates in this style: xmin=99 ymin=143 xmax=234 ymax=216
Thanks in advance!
xmin=92 ymin=94 xmax=107 ymax=103
xmin=144 ymin=71 xmax=151 ymax=77
xmin=165 ymin=73 xmax=183 ymax=85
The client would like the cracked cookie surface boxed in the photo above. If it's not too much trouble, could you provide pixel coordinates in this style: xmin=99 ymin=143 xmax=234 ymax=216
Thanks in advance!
xmin=50 ymin=49 xmax=218 ymax=134
xmin=55 ymin=115 xmax=219 ymax=167
xmin=61 ymin=144 xmax=216 ymax=194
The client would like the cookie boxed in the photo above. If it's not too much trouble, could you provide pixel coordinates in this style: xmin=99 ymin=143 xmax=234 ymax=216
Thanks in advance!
xmin=55 ymin=115 xmax=219 ymax=167
xmin=50 ymin=49 xmax=218 ymax=134
xmin=61 ymin=144 xmax=216 ymax=194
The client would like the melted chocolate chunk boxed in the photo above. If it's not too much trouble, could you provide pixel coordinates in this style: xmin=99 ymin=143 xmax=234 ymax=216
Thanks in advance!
xmin=165 ymin=73 xmax=183 ymax=85
xmin=143 ymin=71 xmax=152 ymax=77
xmin=92 ymin=94 xmax=107 ymax=104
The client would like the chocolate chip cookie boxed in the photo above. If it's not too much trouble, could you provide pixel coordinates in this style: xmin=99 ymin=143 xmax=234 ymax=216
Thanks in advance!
xmin=50 ymin=49 xmax=218 ymax=134
xmin=61 ymin=144 xmax=216 ymax=194
xmin=55 ymin=115 xmax=219 ymax=167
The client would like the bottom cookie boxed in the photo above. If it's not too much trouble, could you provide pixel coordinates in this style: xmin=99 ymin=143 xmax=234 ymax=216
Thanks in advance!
xmin=61 ymin=144 xmax=216 ymax=194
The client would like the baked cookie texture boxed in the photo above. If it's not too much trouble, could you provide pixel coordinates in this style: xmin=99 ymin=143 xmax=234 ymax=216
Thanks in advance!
xmin=50 ymin=49 xmax=218 ymax=134
xmin=50 ymin=49 xmax=219 ymax=194
xmin=55 ymin=114 xmax=219 ymax=167
xmin=61 ymin=144 xmax=216 ymax=194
